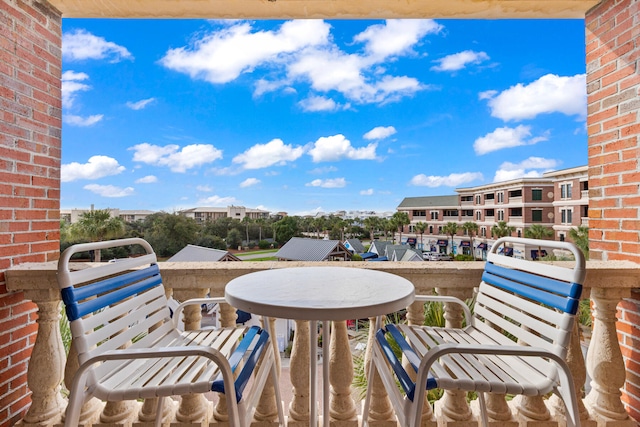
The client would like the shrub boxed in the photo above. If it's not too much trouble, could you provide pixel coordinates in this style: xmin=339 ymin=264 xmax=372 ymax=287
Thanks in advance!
xmin=258 ymin=240 xmax=270 ymax=249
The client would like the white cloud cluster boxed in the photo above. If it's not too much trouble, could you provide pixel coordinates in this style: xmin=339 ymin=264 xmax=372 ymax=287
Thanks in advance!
xmin=160 ymin=19 xmax=441 ymax=107
xmin=409 ymin=172 xmax=483 ymax=187
xmin=360 ymin=188 xmax=374 ymax=195
xmin=493 ymin=157 xmax=559 ymax=182
xmin=240 ymin=178 xmax=261 ymax=188
xmin=308 ymin=134 xmax=377 ymax=162
xmin=63 ymin=114 xmax=104 ymax=127
xmin=474 ymin=125 xmax=548 ymax=155
xmin=135 ymin=175 xmax=157 ymax=184
xmin=306 ymin=178 xmax=347 ymax=188
xmin=483 ymin=74 xmax=586 ymax=121
xmin=431 ymin=50 xmax=489 ymax=72
xmin=233 ymin=138 xmax=305 ymax=169
xmin=126 ymin=98 xmax=156 ymax=110
xmin=197 ymin=195 xmax=239 ymax=205
xmin=62 ymin=155 xmax=125 ymax=182
xmin=130 ymin=143 xmax=223 ymax=172
xmin=61 ymin=71 xmax=90 ymax=109
xmin=62 ymin=29 xmax=133 ymax=62
xmin=363 ymin=126 xmax=396 ymax=140
xmin=84 ymin=184 xmax=135 ymax=198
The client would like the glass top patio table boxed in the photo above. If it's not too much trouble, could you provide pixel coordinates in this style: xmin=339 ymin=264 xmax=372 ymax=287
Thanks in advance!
xmin=225 ymin=266 xmax=415 ymax=427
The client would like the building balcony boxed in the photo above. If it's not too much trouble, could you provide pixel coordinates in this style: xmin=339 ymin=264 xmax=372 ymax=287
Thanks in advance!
xmin=6 ymin=261 xmax=639 ymax=427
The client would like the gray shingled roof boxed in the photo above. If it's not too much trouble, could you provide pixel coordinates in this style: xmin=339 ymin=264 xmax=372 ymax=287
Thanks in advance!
xmin=275 ymin=237 xmax=351 ymax=261
xmin=167 ymin=245 xmax=240 ymax=262
xmin=385 ymin=245 xmax=423 ymax=262
xmin=397 ymin=195 xmax=459 ymax=208
xmin=369 ymin=240 xmax=391 ymax=255
xmin=345 ymin=238 xmax=366 ymax=253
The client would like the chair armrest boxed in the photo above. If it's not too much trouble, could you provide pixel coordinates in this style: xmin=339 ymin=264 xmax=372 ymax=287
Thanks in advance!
xmin=415 ymin=294 xmax=473 ymax=327
xmin=172 ymin=297 xmax=226 ymax=328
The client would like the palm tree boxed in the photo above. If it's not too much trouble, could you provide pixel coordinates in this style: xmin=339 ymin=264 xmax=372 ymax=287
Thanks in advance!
xmin=524 ymin=224 xmax=554 ymax=259
xmin=392 ymin=211 xmax=410 ymax=245
xmin=363 ymin=216 xmax=379 ymax=242
xmin=71 ymin=208 xmax=125 ymax=261
xmin=492 ymin=221 xmax=515 ymax=239
xmin=241 ymin=215 xmax=252 ymax=246
xmin=442 ymin=222 xmax=459 ymax=254
xmin=461 ymin=221 xmax=479 ymax=259
xmin=415 ymin=222 xmax=427 ymax=251
xmin=568 ymin=225 xmax=589 ymax=260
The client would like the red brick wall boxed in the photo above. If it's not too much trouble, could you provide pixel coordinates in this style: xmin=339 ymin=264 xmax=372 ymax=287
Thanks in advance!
xmin=586 ymin=0 xmax=640 ymax=421
xmin=0 ymin=1 xmax=62 ymax=425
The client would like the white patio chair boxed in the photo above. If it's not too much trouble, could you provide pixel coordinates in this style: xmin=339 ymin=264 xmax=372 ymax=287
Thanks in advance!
xmin=57 ymin=237 xmax=284 ymax=427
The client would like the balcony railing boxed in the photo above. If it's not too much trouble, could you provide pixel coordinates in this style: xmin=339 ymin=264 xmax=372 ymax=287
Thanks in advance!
xmin=6 ymin=261 xmax=640 ymax=426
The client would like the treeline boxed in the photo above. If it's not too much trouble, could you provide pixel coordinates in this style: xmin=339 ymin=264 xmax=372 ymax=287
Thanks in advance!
xmin=60 ymin=209 xmax=403 ymax=259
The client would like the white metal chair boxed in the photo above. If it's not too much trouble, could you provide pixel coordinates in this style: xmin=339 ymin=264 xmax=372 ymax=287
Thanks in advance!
xmin=364 ymin=237 xmax=586 ymax=427
xmin=58 ymin=238 xmax=284 ymax=427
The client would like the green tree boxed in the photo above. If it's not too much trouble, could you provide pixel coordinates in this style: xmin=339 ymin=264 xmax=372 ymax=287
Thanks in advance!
xmin=568 ymin=225 xmax=589 ymax=260
xmin=524 ymin=224 xmax=554 ymax=259
xmin=461 ymin=222 xmax=479 ymax=259
xmin=442 ymin=222 xmax=459 ymax=254
xmin=415 ymin=222 xmax=427 ymax=251
xmin=226 ymin=228 xmax=243 ymax=249
xmin=195 ymin=235 xmax=227 ymax=250
xmin=363 ymin=216 xmax=379 ymax=242
xmin=492 ymin=221 xmax=515 ymax=239
xmin=144 ymin=212 xmax=199 ymax=257
xmin=241 ymin=216 xmax=252 ymax=246
xmin=392 ymin=211 xmax=410 ymax=245
xmin=273 ymin=216 xmax=301 ymax=246
xmin=71 ymin=209 xmax=125 ymax=261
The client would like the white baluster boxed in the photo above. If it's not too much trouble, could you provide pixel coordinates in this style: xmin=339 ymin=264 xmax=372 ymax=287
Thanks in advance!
xmin=329 ymin=320 xmax=357 ymax=426
xmin=288 ymin=320 xmax=311 ymax=427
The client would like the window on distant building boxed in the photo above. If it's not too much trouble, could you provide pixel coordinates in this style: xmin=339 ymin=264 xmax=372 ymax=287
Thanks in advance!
xmin=510 ymin=208 xmax=523 ymax=217
xmin=559 ymin=233 xmax=565 ymax=242
xmin=485 ymin=209 xmax=494 ymax=217
xmin=462 ymin=209 xmax=474 ymax=217
xmin=497 ymin=210 xmax=504 ymax=221
xmin=438 ymin=226 xmax=443 ymax=234
xmin=561 ymin=183 xmax=573 ymax=199
xmin=429 ymin=225 xmax=433 ymax=234
xmin=481 ymin=227 xmax=486 ymax=237
xmin=517 ymin=229 xmax=522 ymax=238
xmin=497 ymin=192 xmax=504 ymax=203
xmin=509 ymin=189 xmax=522 ymax=198
xmin=430 ymin=211 xmax=439 ymax=220
xmin=484 ymin=193 xmax=495 ymax=200
xmin=561 ymin=209 xmax=573 ymax=224
xmin=476 ymin=211 xmax=482 ymax=220
xmin=532 ymin=209 xmax=543 ymax=222
xmin=532 ymin=189 xmax=542 ymax=201
xmin=461 ymin=195 xmax=473 ymax=202
xmin=475 ymin=195 xmax=481 ymax=204
xmin=413 ymin=210 xmax=426 ymax=217
xmin=444 ymin=209 xmax=458 ymax=217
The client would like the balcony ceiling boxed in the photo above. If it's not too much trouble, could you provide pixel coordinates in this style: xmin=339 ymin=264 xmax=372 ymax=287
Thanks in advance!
xmin=47 ymin=0 xmax=600 ymax=19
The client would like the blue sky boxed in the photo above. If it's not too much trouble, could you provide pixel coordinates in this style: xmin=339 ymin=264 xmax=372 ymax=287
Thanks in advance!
xmin=60 ymin=19 xmax=587 ymax=215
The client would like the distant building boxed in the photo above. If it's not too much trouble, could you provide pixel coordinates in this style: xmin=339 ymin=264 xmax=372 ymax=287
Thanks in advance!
xmin=275 ymin=237 xmax=352 ymax=261
xmin=60 ymin=208 xmax=155 ymax=224
xmin=343 ymin=238 xmax=366 ymax=254
xmin=178 ymin=206 xmax=270 ymax=223
xmin=167 ymin=245 xmax=240 ymax=262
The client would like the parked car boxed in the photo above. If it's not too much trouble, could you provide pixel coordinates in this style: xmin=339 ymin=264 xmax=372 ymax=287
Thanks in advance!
xmin=423 ymin=252 xmax=453 ymax=261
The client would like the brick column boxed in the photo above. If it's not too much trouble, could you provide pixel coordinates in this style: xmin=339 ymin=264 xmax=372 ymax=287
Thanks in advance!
xmin=0 ymin=1 xmax=62 ymax=426
xmin=586 ymin=0 xmax=640 ymax=422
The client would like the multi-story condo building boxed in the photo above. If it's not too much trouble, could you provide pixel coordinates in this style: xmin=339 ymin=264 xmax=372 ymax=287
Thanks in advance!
xmin=397 ymin=166 xmax=588 ymax=258
xmin=178 ymin=206 xmax=270 ymax=223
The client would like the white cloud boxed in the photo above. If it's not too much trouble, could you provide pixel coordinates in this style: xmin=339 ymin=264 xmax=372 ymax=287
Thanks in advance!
xmin=353 ymin=19 xmax=443 ymax=61
xmin=431 ymin=50 xmax=489 ymax=72
xmin=240 ymin=178 xmax=261 ymax=188
xmin=196 ymin=185 xmax=213 ymax=192
xmin=129 ymin=143 xmax=223 ymax=172
xmin=308 ymin=166 xmax=338 ymax=174
xmin=308 ymin=134 xmax=377 ymax=162
xmin=63 ymin=114 xmax=104 ymax=127
xmin=83 ymin=184 xmax=135 ymax=198
xmin=135 ymin=175 xmax=157 ymax=184
xmin=232 ymin=138 xmax=305 ymax=169
xmin=363 ymin=126 xmax=396 ymax=140
xmin=197 ymin=195 xmax=239 ymax=205
xmin=483 ymin=74 xmax=587 ymax=121
xmin=162 ymin=20 xmax=437 ymax=106
xmin=493 ymin=157 xmax=559 ymax=182
xmin=306 ymin=178 xmax=347 ymax=188
xmin=126 ymin=98 xmax=156 ymax=110
xmin=61 ymin=71 xmax=90 ymax=109
xmin=474 ymin=125 xmax=548 ymax=155
xmin=478 ymin=90 xmax=497 ymax=100
xmin=360 ymin=188 xmax=374 ymax=195
xmin=62 ymin=155 xmax=125 ymax=182
xmin=298 ymin=95 xmax=345 ymax=112
xmin=409 ymin=172 xmax=483 ymax=187
xmin=62 ymin=29 xmax=133 ymax=62
xmin=160 ymin=20 xmax=330 ymax=84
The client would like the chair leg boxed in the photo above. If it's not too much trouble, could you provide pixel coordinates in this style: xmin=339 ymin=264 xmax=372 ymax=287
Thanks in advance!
xmin=478 ymin=392 xmax=489 ymax=427
xmin=270 ymin=360 xmax=285 ymax=426
xmin=155 ymin=397 xmax=165 ymax=427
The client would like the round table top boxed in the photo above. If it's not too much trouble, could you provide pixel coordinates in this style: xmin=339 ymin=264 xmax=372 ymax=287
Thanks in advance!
xmin=225 ymin=266 xmax=415 ymax=321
